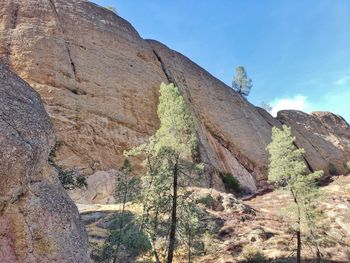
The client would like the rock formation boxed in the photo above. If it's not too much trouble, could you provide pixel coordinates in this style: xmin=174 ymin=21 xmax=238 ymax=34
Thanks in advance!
xmin=0 ymin=0 xmax=349 ymax=200
xmin=0 ymin=63 xmax=90 ymax=262
xmin=278 ymin=110 xmax=350 ymax=175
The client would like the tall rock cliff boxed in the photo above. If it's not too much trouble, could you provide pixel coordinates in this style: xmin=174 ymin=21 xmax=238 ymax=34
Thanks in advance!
xmin=0 ymin=0 xmax=349 ymax=201
xmin=0 ymin=63 xmax=90 ymax=262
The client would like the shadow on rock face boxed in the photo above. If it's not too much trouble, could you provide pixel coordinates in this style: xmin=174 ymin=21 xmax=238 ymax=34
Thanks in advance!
xmin=0 ymin=63 xmax=90 ymax=263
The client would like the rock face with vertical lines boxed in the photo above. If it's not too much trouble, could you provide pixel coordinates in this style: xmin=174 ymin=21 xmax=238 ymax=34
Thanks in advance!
xmin=278 ymin=110 xmax=350 ymax=175
xmin=0 ymin=0 xmax=349 ymax=202
xmin=0 ymin=63 xmax=90 ymax=262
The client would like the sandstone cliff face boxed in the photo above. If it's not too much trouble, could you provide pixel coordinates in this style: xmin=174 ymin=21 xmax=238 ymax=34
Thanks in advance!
xmin=0 ymin=0 xmax=349 ymax=201
xmin=0 ymin=0 xmax=165 ymax=175
xmin=278 ymin=110 xmax=350 ymax=175
xmin=0 ymin=63 xmax=90 ymax=262
xmin=0 ymin=0 xmax=272 ymax=194
xmin=148 ymin=40 xmax=279 ymax=192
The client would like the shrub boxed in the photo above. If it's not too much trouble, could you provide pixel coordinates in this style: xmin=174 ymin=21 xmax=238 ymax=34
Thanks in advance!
xmin=328 ymin=163 xmax=338 ymax=175
xmin=197 ymin=194 xmax=216 ymax=209
xmin=240 ymin=246 xmax=266 ymax=263
xmin=220 ymin=171 xmax=241 ymax=192
xmin=48 ymin=141 xmax=87 ymax=190
xmin=345 ymin=162 xmax=350 ymax=173
xmin=57 ymin=167 xmax=87 ymax=190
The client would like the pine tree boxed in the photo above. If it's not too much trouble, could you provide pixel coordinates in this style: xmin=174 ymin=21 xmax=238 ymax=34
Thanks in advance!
xmin=105 ymin=6 xmax=117 ymax=14
xmin=126 ymin=82 xmax=201 ymax=263
xmin=267 ymin=125 xmax=323 ymax=263
xmin=96 ymin=160 xmax=146 ymax=263
xmin=232 ymin=66 xmax=253 ymax=97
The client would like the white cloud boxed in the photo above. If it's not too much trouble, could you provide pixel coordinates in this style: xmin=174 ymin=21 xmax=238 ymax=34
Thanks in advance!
xmin=270 ymin=95 xmax=310 ymax=117
xmin=334 ymin=76 xmax=350 ymax=86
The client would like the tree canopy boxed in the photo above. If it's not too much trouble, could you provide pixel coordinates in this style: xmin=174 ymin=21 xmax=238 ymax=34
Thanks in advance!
xmin=267 ymin=125 xmax=324 ymax=263
xmin=126 ymin=82 xmax=201 ymax=263
xmin=232 ymin=66 xmax=253 ymax=97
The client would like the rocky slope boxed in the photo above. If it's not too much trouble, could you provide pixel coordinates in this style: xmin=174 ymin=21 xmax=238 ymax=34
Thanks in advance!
xmin=79 ymin=175 xmax=350 ymax=262
xmin=202 ymin=175 xmax=350 ymax=263
xmin=0 ymin=0 xmax=349 ymax=202
xmin=0 ymin=63 xmax=90 ymax=262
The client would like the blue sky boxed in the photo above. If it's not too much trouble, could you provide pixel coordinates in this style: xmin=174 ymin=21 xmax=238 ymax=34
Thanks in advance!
xmin=93 ymin=0 xmax=350 ymax=122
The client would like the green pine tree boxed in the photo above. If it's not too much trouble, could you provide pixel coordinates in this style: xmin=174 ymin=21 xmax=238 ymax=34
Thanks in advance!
xmin=126 ymin=82 xmax=202 ymax=263
xmin=96 ymin=160 xmax=147 ymax=263
xmin=267 ymin=125 xmax=324 ymax=263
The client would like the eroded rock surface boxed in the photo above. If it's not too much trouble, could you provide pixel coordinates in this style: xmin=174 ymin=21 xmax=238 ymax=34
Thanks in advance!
xmin=0 ymin=0 xmax=274 ymax=194
xmin=0 ymin=63 xmax=90 ymax=263
xmin=278 ymin=110 xmax=350 ymax=175
xmin=0 ymin=0 xmax=349 ymax=199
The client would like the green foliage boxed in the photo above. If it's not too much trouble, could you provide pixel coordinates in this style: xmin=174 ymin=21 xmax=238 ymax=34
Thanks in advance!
xmin=220 ymin=171 xmax=241 ymax=192
xmin=197 ymin=195 xmax=216 ymax=209
xmin=95 ymin=212 xmax=150 ymax=263
xmin=126 ymin=83 xmax=201 ymax=263
xmin=48 ymin=140 xmax=63 ymax=161
xmin=97 ymin=160 xmax=144 ymax=262
xmin=57 ymin=167 xmax=87 ymax=190
xmin=267 ymin=125 xmax=325 ymax=261
xmin=240 ymin=246 xmax=266 ymax=263
xmin=114 ymin=159 xmax=140 ymax=204
xmin=267 ymin=125 xmax=309 ymax=186
xmin=346 ymin=162 xmax=350 ymax=173
xmin=48 ymin=141 xmax=87 ymax=190
xmin=328 ymin=163 xmax=338 ymax=175
xmin=177 ymin=202 xmax=202 ymax=260
xmin=105 ymin=6 xmax=117 ymax=14
xmin=203 ymin=231 xmax=220 ymax=255
xmin=232 ymin=66 xmax=253 ymax=97
xmin=154 ymin=82 xmax=197 ymax=156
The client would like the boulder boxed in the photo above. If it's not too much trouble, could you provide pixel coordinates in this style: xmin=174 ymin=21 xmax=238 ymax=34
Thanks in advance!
xmin=0 ymin=63 xmax=90 ymax=263
xmin=278 ymin=110 xmax=350 ymax=175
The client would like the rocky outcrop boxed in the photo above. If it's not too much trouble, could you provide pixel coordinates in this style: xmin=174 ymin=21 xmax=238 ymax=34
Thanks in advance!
xmin=0 ymin=0 xmax=349 ymax=199
xmin=0 ymin=63 xmax=90 ymax=262
xmin=69 ymin=170 xmax=117 ymax=204
xmin=0 ymin=0 xmax=165 ymax=174
xmin=0 ymin=0 xmax=274 ymax=194
xmin=148 ymin=40 xmax=278 ymax=192
xmin=278 ymin=110 xmax=350 ymax=175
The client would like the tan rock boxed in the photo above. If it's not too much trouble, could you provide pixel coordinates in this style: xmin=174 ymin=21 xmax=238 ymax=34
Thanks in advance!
xmin=1 ymin=0 xmax=273 ymax=194
xmin=0 ymin=63 xmax=90 ymax=262
xmin=0 ymin=0 xmax=349 ymax=200
xmin=277 ymin=110 xmax=350 ymax=175
xmin=0 ymin=0 xmax=165 ymax=174
xmin=148 ymin=40 xmax=277 ymax=191
xmin=69 ymin=170 xmax=116 ymax=204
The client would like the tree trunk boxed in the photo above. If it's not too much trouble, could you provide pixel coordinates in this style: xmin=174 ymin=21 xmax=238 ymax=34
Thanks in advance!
xmin=112 ymin=187 xmax=128 ymax=263
xmin=188 ymin=234 xmax=191 ymax=263
xmin=291 ymin=189 xmax=302 ymax=263
xmin=166 ymin=160 xmax=178 ymax=263
xmin=146 ymin=233 xmax=161 ymax=263
xmin=296 ymin=230 xmax=301 ymax=263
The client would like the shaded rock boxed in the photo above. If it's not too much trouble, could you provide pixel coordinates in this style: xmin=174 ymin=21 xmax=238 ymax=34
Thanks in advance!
xmin=0 ymin=63 xmax=90 ymax=262
xmin=148 ymin=40 xmax=277 ymax=192
xmin=69 ymin=170 xmax=116 ymax=204
xmin=277 ymin=110 xmax=350 ymax=175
